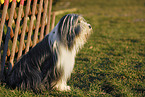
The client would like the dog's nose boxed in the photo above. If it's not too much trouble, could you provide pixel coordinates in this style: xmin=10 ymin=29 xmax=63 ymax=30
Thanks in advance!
xmin=88 ymin=24 xmax=92 ymax=29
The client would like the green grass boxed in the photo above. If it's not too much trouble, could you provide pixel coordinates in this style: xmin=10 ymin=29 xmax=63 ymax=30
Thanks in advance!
xmin=1 ymin=0 xmax=145 ymax=96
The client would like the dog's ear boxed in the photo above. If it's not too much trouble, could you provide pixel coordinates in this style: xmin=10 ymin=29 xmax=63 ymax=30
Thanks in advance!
xmin=58 ymin=14 xmax=80 ymax=49
xmin=74 ymin=25 xmax=81 ymax=36
xmin=66 ymin=25 xmax=81 ymax=49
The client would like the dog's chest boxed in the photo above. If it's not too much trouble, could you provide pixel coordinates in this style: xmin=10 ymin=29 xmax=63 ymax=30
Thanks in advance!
xmin=58 ymin=45 xmax=76 ymax=79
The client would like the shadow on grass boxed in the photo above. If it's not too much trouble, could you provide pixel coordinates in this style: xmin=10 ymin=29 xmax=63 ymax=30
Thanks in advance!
xmin=101 ymin=80 xmax=124 ymax=97
xmin=132 ymin=85 xmax=145 ymax=94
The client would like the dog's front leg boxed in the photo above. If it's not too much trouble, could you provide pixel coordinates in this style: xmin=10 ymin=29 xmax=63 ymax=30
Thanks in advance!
xmin=55 ymin=79 xmax=71 ymax=91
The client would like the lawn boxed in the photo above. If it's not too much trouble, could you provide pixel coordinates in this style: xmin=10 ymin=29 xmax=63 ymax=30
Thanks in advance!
xmin=0 ymin=0 xmax=145 ymax=96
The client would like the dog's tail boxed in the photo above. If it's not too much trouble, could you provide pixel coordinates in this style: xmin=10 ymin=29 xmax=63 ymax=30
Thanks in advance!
xmin=0 ymin=27 xmax=12 ymax=83
xmin=0 ymin=63 xmax=12 ymax=83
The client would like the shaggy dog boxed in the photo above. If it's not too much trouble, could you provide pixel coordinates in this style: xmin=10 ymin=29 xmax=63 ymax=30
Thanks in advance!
xmin=6 ymin=14 xmax=92 ymax=92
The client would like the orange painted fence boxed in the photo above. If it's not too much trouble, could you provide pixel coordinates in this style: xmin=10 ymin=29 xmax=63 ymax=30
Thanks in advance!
xmin=0 ymin=0 xmax=55 ymax=79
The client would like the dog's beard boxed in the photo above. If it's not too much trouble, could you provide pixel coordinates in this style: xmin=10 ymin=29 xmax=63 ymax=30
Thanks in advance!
xmin=74 ymin=16 xmax=92 ymax=52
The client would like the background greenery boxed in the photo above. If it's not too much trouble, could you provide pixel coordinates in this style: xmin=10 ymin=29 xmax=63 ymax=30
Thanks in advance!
xmin=0 ymin=0 xmax=145 ymax=96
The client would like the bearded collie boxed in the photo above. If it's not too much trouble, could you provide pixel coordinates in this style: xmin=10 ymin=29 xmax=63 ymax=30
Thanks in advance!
xmin=6 ymin=14 xmax=92 ymax=92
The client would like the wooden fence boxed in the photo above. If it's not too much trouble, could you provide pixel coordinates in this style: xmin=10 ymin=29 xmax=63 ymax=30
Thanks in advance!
xmin=0 ymin=0 xmax=56 ymax=79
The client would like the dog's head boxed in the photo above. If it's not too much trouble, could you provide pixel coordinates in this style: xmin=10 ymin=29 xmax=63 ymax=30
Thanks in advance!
xmin=49 ymin=14 xmax=92 ymax=50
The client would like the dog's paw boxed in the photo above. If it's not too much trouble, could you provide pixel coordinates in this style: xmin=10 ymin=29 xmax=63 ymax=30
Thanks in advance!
xmin=55 ymin=84 xmax=71 ymax=91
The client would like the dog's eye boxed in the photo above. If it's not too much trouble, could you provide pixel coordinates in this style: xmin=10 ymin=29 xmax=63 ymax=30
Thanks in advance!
xmin=78 ymin=20 xmax=81 ymax=23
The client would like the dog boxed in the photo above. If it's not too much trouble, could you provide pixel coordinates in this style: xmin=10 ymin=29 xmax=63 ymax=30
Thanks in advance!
xmin=6 ymin=14 xmax=92 ymax=92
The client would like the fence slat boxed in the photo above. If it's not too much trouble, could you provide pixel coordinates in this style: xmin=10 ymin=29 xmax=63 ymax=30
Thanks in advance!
xmin=45 ymin=0 xmax=52 ymax=35
xmin=39 ymin=0 xmax=48 ymax=41
xmin=10 ymin=0 xmax=24 ymax=67
xmin=51 ymin=12 xmax=55 ymax=31
xmin=17 ymin=0 xmax=31 ymax=60
xmin=33 ymin=0 xmax=43 ymax=47
xmin=25 ymin=0 xmax=38 ymax=53
xmin=8 ymin=0 xmax=16 ymax=27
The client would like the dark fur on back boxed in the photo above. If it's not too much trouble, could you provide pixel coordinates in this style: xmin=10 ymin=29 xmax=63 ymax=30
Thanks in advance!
xmin=6 ymin=35 xmax=60 ymax=92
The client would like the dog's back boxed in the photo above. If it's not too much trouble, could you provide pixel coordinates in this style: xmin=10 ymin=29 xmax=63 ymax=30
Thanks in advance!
xmin=6 ymin=35 xmax=58 ymax=92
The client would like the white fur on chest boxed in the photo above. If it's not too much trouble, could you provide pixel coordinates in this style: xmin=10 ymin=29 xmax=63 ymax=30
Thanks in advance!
xmin=48 ymin=25 xmax=76 ymax=81
xmin=58 ymin=45 xmax=76 ymax=81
